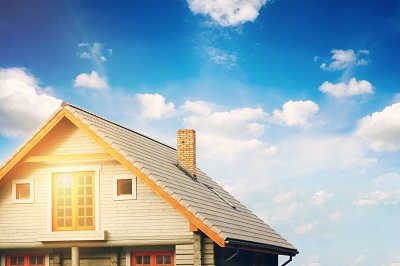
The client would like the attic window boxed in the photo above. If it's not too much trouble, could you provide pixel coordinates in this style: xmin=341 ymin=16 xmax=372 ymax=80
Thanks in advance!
xmin=113 ymin=175 xmax=136 ymax=200
xmin=12 ymin=179 xmax=34 ymax=203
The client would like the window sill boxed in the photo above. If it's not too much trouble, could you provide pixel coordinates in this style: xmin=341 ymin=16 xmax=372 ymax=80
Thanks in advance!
xmin=37 ymin=230 xmax=107 ymax=242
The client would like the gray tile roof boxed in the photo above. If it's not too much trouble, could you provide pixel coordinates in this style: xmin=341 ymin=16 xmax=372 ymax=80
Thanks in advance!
xmin=0 ymin=102 xmax=297 ymax=255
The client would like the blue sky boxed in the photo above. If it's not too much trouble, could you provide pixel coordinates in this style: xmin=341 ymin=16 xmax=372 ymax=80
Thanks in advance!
xmin=1 ymin=0 xmax=399 ymax=265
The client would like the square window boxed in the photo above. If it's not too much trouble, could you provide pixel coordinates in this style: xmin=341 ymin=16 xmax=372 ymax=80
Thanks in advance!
xmin=117 ymin=179 xmax=133 ymax=196
xmin=16 ymin=183 xmax=30 ymax=199
xmin=12 ymin=179 xmax=34 ymax=203
xmin=113 ymin=175 xmax=136 ymax=200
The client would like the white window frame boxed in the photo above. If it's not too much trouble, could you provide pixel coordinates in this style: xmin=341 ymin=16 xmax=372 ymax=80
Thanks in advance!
xmin=12 ymin=179 xmax=34 ymax=203
xmin=46 ymin=165 xmax=101 ymax=232
xmin=113 ymin=174 xmax=137 ymax=200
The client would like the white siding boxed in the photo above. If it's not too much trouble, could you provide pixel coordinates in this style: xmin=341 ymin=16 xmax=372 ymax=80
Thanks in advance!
xmin=0 ymin=121 xmax=192 ymax=248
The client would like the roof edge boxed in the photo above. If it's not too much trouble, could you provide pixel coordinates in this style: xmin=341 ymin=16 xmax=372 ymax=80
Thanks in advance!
xmin=226 ymin=239 xmax=299 ymax=256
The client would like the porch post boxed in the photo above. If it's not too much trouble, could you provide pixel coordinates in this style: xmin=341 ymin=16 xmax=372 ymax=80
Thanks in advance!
xmin=71 ymin=246 xmax=80 ymax=266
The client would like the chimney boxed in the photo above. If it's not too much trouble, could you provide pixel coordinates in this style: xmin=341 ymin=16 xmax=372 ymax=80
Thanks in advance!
xmin=177 ymin=129 xmax=196 ymax=176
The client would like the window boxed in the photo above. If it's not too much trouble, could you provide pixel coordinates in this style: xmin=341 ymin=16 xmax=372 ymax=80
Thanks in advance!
xmin=12 ymin=179 xmax=34 ymax=203
xmin=52 ymin=171 xmax=95 ymax=231
xmin=113 ymin=175 xmax=136 ymax=200
xmin=132 ymin=252 xmax=174 ymax=266
xmin=6 ymin=254 xmax=45 ymax=266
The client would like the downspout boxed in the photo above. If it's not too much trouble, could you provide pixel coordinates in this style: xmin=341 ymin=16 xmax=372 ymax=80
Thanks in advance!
xmin=220 ymin=245 xmax=239 ymax=265
xmin=281 ymin=256 xmax=292 ymax=266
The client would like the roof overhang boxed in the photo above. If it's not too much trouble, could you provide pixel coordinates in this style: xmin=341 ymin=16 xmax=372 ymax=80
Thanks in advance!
xmin=225 ymin=239 xmax=299 ymax=256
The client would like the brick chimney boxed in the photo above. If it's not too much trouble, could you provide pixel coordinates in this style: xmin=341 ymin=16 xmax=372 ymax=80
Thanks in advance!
xmin=177 ymin=129 xmax=196 ymax=176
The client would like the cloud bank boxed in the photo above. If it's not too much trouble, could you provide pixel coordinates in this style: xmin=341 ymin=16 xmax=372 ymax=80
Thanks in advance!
xmin=354 ymin=103 xmax=400 ymax=151
xmin=0 ymin=68 xmax=61 ymax=138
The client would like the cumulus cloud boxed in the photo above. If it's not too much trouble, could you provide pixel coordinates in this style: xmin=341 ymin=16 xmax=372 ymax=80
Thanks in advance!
xmin=135 ymin=93 xmax=177 ymax=120
xmin=319 ymin=78 xmax=373 ymax=97
xmin=206 ymin=47 xmax=238 ymax=68
xmin=0 ymin=68 xmax=62 ymax=138
xmin=309 ymin=190 xmax=334 ymax=206
xmin=354 ymin=103 xmax=400 ymax=152
xmin=77 ymin=42 xmax=112 ymax=63
xmin=273 ymin=190 xmax=299 ymax=204
xmin=320 ymin=49 xmax=370 ymax=71
xmin=182 ymin=101 xmax=268 ymax=138
xmin=74 ymin=71 xmax=108 ymax=90
xmin=353 ymin=189 xmax=400 ymax=206
xmin=187 ymin=0 xmax=267 ymax=27
xmin=295 ymin=220 xmax=319 ymax=234
xmin=270 ymin=100 xmax=319 ymax=127
xmin=198 ymin=132 xmax=278 ymax=161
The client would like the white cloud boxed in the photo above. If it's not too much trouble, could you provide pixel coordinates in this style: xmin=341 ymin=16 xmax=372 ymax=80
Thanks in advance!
xmin=135 ymin=93 xmax=177 ymax=120
xmin=74 ymin=71 xmax=108 ymax=90
xmin=309 ymin=190 xmax=334 ymax=206
xmin=353 ymin=189 xmax=400 ymax=206
xmin=271 ymin=100 xmax=319 ymax=127
xmin=320 ymin=49 xmax=370 ymax=71
xmin=0 ymin=67 xmax=62 ymax=138
xmin=187 ymin=0 xmax=267 ymax=27
xmin=319 ymin=78 xmax=373 ymax=97
xmin=77 ymin=42 xmax=111 ymax=63
xmin=295 ymin=220 xmax=319 ymax=234
xmin=354 ymin=103 xmax=400 ymax=151
xmin=198 ymin=132 xmax=278 ymax=161
xmin=182 ymin=103 xmax=268 ymax=139
xmin=276 ymin=135 xmax=374 ymax=175
xmin=273 ymin=190 xmax=299 ymax=204
xmin=180 ymin=100 xmax=214 ymax=115
xmin=206 ymin=47 xmax=237 ymax=68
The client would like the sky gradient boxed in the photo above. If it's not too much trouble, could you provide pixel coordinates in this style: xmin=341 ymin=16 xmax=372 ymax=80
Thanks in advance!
xmin=1 ymin=0 xmax=400 ymax=265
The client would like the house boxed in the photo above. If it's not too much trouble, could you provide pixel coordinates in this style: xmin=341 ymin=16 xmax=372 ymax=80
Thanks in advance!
xmin=0 ymin=102 xmax=298 ymax=266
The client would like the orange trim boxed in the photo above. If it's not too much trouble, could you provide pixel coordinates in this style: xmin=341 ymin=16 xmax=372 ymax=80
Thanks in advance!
xmin=63 ymin=109 xmax=226 ymax=247
xmin=0 ymin=108 xmax=66 ymax=180
xmin=189 ymin=222 xmax=198 ymax=232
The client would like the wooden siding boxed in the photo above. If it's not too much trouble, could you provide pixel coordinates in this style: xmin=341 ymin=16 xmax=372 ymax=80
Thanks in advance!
xmin=0 ymin=120 xmax=193 ymax=248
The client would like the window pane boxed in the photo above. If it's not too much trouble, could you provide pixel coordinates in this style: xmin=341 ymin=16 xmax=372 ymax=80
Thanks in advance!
xmin=18 ymin=256 xmax=24 ymax=265
xmin=117 ymin=179 xmax=132 ymax=196
xmin=86 ymin=207 xmax=93 ymax=216
xmin=156 ymin=255 xmax=163 ymax=264
xmin=86 ymin=217 xmax=93 ymax=226
xmin=16 ymin=183 xmax=30 ymax=199
xmin=136 ymin=256 xmax=142 ymax=264
xmin=10 ymin=257 xmax=16 ymax=265
xmin=38 ymin=256 xmax=44 ymax=265
xmin=30 ymin=256 xmax=36 ymax=264
xmin=78 ymin=217 xmax=85 ymax=226
xmin=144 ymin=255 xmax=150 ymax=264
xmin=165 ymin=255 xmax=171 ymax=264
xmin=65 ymin=218 xmax=72 ymax=227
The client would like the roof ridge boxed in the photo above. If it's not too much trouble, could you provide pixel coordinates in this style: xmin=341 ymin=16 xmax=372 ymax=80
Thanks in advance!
xmin=63 ymin=102 xmax=177 ymax=151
